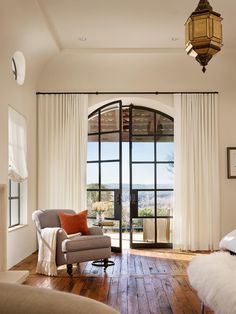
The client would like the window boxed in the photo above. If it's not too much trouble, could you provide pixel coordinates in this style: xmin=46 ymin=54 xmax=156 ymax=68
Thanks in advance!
xmin=8 ymin=179 xmax=21 ymax=227
xmin=8 ymin=107 xmax=28 ymax=228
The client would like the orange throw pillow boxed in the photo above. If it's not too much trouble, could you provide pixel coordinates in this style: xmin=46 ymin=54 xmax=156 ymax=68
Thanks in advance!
xmin=59 ymin=210 xmax=89 ymax=235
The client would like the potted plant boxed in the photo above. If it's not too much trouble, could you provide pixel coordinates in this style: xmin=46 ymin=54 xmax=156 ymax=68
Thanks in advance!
xmin=92 ymin=201 xmax=110 ymax=223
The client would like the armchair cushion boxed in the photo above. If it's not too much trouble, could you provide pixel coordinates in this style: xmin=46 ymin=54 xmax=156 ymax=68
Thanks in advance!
xmin=88 ymin=226 xmax=103 ymax=236
xmin=62 ymin=235 xmax=111 ymax=253
xmin=59 ymin=210 xmax=89 ymax=235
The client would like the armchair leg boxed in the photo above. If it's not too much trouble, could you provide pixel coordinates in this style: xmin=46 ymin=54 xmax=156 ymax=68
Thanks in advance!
xmin=103 ymin=259 xmax=109 ymax=272
xmin=77 ymin=262 xmax=81 ymax=273
xmin=67 ymin=264 xmax=73 ymax=276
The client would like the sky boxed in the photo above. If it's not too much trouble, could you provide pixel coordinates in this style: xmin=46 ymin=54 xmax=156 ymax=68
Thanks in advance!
xmin=87 ymin=141 xmax=173 ymax=186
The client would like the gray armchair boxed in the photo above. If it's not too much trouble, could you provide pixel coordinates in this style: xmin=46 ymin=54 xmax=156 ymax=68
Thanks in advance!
xmin=32 ymin=209 xmax=111 ymax=275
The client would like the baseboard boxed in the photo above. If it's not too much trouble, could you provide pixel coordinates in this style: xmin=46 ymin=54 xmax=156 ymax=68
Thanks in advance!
xmin=0 ymin=270 xmax=29 ymax=284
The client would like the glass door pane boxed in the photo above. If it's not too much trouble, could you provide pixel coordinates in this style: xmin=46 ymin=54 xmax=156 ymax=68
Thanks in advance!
xmin=132 ymin=164 xmax=155 ymax=189
xmin=87 ymin=163 xmax=99 ymax=186
xmin=156 ymin=113 xmax=174 ymax=135
xmin=156 ymin=164 xmax=174 ymax=189
xmin=132 ymin=218 xmax=155 ymax=244
xmin=101 ymin=133 xmax=119 ymax=160
xmin=156 ymin=219 xmax=173 ymax=243
xmin=132 ymin=137 xmax=155 ymax=161
xmin=88 ymin=135 xmax=99 ymax=161
xmin=101 ymin=104 xmax=120 ymax=132
xmin=156 ymin=191 xmax=173 ymax=216
xmin=88 ymin=113 xmax=99 ymax=133
xmin=87 ymin=191 xmax=99 ymax=217
xmin=138 ymin=191 xmax=155 ymax=217
xmin=101 ymin=162 xmax=120 ymax=189
xmin=132 ymin=108 xmax=155 ymax=135
xmin=87 ymin=100 xmax=122 ymax=253
xmin=130 ymin=105 xmax=174 ymax=249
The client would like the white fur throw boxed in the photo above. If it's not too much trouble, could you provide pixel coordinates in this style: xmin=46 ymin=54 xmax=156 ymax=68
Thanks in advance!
xmin=219 ymin=229 xmax=236 ymax=253
xmin=188 ymin=252 xmax=236 ymax=314
xmin=36 ymin=227 xmax=60 ymax=276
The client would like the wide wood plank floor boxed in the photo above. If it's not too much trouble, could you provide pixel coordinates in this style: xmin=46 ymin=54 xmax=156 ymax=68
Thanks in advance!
xmin=12 ymin=249 xmax=213 ymax=314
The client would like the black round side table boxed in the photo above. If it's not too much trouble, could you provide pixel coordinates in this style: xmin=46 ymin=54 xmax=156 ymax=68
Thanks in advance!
xmin=92 ymin=222 xmax=115 ymax=270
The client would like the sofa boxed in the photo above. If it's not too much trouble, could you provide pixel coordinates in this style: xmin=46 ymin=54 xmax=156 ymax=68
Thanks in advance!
xmin=0 ymin=282 xmax=119 ymax=314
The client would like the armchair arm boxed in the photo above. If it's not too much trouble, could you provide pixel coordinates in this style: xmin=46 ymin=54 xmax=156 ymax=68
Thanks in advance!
xmin=88 ymin=226 xmax=103 ymax=236
xmin=57 ymin=228 xmax=68 ymax=243
xmin=56 ymin=228 xmax=68 ymax=266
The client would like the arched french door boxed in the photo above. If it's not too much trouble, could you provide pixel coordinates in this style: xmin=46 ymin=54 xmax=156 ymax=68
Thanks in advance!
xmin=87 ymin=101 xmax=174 ymax=252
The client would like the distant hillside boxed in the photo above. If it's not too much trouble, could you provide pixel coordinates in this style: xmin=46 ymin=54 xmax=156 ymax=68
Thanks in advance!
xmin=104 ymin=184 xmax=173 ymax=205
xmin=106 ymin=183 xmax=173 ymax=190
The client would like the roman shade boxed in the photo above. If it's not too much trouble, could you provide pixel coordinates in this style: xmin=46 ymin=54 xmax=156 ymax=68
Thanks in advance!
xmin=8 ymin=107 xmax=28 ymax=182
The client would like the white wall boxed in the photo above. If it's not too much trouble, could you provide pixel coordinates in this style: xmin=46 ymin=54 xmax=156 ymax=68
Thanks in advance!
xmin=38 ymin=49 xmax=236 ymax=238
xmin=0 ymin=0 xmax=58 ymax=268
xmin=0 ymin=51 xmax=38 ymax=268
xmin=6 ymin=83 xmax=37 ymax=269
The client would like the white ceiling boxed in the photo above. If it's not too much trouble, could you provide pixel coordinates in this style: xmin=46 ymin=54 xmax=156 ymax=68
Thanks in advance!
xmin=38 ymin=0 xmax=235 ymax=50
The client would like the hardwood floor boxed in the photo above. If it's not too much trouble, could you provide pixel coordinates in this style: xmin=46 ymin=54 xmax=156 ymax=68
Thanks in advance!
xmin=12 ymin=249 xmax=213 ymax=314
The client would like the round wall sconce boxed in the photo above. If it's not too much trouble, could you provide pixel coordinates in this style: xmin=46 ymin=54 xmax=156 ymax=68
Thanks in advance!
xmin=11 ymin=51 xmax=26 ymax=85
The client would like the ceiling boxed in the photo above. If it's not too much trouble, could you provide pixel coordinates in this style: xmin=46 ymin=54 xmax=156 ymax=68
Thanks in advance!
xmin=37 ymin=0 xmax=235 ymax=50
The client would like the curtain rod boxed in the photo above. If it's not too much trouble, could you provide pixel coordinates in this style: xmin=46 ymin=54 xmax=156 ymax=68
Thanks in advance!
xmin=36 ymin=91 xmax=218 ymax=95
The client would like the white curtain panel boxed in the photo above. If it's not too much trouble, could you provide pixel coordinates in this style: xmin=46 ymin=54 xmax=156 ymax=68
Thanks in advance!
xmin=38 ymin=94 xmax=88 ymax=211
xmin=174 ymin=94 xmax=220 ymax=251
xmin=8 ymin=107 xmax=28 ymax=182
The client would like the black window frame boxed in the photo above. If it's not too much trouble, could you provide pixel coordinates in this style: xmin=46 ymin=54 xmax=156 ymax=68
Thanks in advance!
xmin=8 ymin=179 xmax=21 ymax=228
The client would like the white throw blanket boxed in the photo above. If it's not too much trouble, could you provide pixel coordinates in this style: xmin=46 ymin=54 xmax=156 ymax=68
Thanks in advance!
xmin=36 ymin=227 xmax=60 ymax=276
